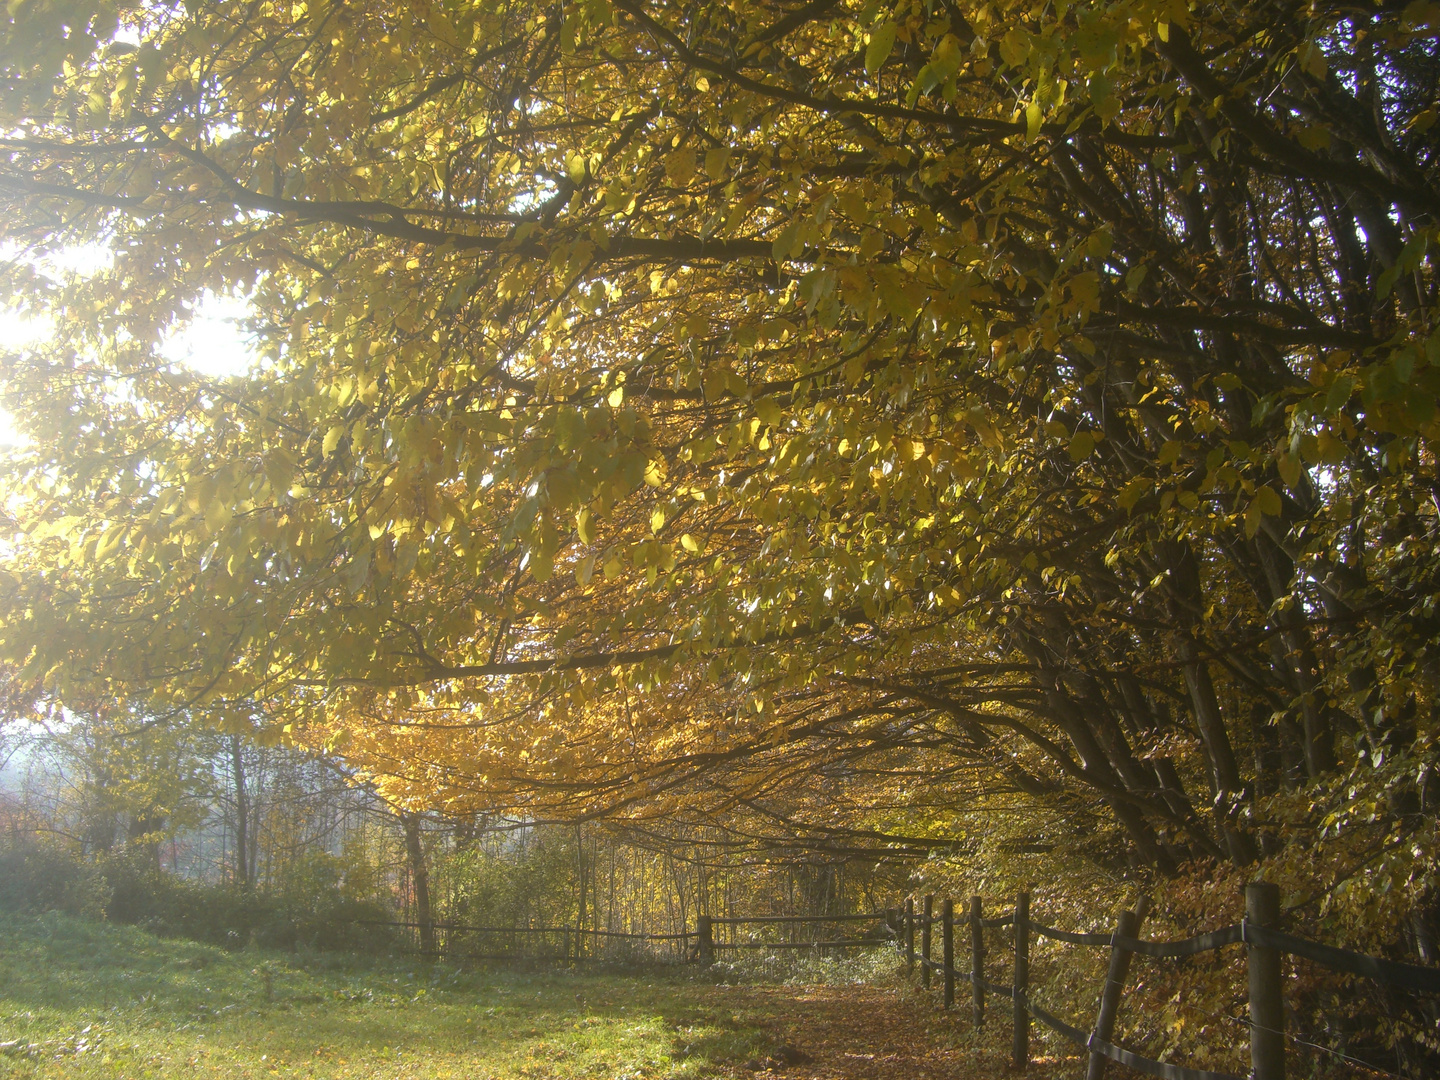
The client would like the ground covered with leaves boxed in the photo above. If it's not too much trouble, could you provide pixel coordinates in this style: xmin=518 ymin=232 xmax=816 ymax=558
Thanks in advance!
xmin=0 ymin=912 xmax=1086 ymax=1080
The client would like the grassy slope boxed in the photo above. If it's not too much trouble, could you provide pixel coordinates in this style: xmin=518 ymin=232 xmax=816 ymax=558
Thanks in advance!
xmin=0 ymin=912 xmax=768 ymax=1080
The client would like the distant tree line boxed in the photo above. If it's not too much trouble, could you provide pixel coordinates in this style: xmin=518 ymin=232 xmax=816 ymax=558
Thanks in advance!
xmin=0 ymin=709 xmax=904 ymax=952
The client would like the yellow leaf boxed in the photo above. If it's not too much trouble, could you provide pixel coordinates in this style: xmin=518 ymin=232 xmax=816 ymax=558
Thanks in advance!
xmin=664 ymin=148 xmax=696 ymax=187
xmin=1276 ymin=451 xmax=1302 ymax=491
xmin=1252 ymin=485 xmax=1282 ymax=517
xmin=1117 ymin=477 xmax=1149 ymax=511
xmin=755 ymin=397 xmax=782 ymax=428
xmin=1244 ymin=499 xmax=1264 ymax=539
xmin=703 ymin=367 xmax=729 ymax=402
xmin=565 ymin=150 xmax=588 ymax=183
xmin=95 ymin=523 xmax=125 ymax=563
xmin=1026 ymin=100 xmax=1042 ymax=140
xmin=322 ymin=424 xmax=345 ymax=458
xmin=704 ymin=147 xmax=730 ymax=179
xmin=865 ymin=21 xmax=897 ymax=76
xmin=1070 ymin=271 xmax=1100 ymax=309
xmin=205 ymin=499 xmax=233 ymax=534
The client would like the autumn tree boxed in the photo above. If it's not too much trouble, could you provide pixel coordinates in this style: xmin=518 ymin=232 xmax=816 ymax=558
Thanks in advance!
xmin=1 ymin=0 xmax=1438 ymax=914
xmin=8 ymin=701 xmax=213 ymax=867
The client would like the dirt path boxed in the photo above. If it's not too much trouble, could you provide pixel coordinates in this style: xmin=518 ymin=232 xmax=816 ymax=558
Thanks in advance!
xmin=705 ymin=984 xmax=1082 ymax=1080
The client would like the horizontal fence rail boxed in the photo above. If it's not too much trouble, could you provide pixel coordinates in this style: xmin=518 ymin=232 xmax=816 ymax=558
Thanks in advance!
xmin=352 ymin=919 xmax=695 ymax=963
xmin=697 ymin=911 xmax=897 ymax=962
xmin=716 ymin=939 xmax=891 ymax=950
xmin=889 ymin=882 xmax=1440 ymax=1080
xmin=711 ymin=913 xmax=891 ymax=924
xmin=357 ymin=913 xmax=895 ymax=965
xmin=1028 ymin=917 xmax=1440 ymax=988
xmin=355 ymin=920 xmax=695 ymax=942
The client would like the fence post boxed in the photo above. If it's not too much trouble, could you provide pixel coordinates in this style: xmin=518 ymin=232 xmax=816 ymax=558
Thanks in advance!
xmin=943 ymin=898 xmax=955 ymax=1009
xmin=906 ymin=898 xmax=915 ymax=975
xmin=697 ymin=915 xmax=713 ymax=966
xmin=1013 ymin=891 xmax=1030 ymax=1073
xmin=921 ymin=894 xmax=933 ymax=990
xmin=970 ymin=895 xmax=985 ymax=1030
xmin=1087 ymin=898 xmax=1148 ymax=1080
xmin=1247 ymin=882 xmax=1284 ymax=1080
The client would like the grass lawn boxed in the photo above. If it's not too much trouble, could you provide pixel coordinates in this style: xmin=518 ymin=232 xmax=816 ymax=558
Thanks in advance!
xmin=0 ymin=911 xmax=770 ymax=1080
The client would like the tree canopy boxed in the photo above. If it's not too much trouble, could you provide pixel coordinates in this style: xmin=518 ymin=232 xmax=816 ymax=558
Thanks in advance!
xmin=2 ymin=0 xmax=1439 ymax=903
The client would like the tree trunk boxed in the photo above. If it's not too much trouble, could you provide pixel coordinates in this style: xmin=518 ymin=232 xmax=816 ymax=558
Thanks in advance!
xmin=402 ymin=814 xmax=435 ymax=955
xmin=1036 ymin=669 xmax=1176 ymax=873
xmin=1253 ymin=534 xmax=1338 ymax=778
xmin=575 ymin=824 xmax=587 ymax=959
xmin=229 ymin=735 xmax=250 ymax=890
xmin=1163 ymin=540 xmax=1257 ymax=865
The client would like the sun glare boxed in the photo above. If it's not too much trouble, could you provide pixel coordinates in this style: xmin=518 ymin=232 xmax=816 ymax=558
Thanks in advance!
xmin=160 ymin=291 xmax=262 ymax=379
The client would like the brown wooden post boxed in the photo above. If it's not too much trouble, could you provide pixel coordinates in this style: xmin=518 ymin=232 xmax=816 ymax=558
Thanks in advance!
xmin=1013 ymin=891 xmax=1030 ymax=1072
xmin=921 ymin=894 xmax=933 ymax=990
xmin=942 ymin=898 xmax=955 ymax=1009
xmin=970 ymin=895 xmax=985 ymax=1030
xmin=697 ymin=915 xmax=714 ymax=966
xmin=1247 ymin=882 xmax=1284 ymax=1080
xmin=1086 ymin=898 xmax=1148 ymax=1080
xmin=905 ymin=898 xmax=915 ymax=975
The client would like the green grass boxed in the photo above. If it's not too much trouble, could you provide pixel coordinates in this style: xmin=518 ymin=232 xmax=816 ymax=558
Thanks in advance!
xmin=0 ymin=912 xmax=769 ymax=1080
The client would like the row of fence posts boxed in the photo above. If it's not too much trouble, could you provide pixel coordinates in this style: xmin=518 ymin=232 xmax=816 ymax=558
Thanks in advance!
xmin=891 ymin=883 xmax=1286 ymax=1080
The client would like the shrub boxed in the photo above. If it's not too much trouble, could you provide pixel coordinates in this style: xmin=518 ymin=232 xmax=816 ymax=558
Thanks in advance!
xmin=0 ymin=838 xmax=395 ymax=954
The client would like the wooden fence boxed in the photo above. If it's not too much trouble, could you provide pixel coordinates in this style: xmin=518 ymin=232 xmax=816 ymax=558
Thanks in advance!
xmin=887 ymin=883 xmax=1440 ymax=1080
xmin=359 ymin=883 xmax=1440 ymax=1080
xmin=361 ymin=910 xmax=901 ymax=965
xmin=697 ymin=911 xmax=898 ymax=962
xmin=361 ymin=912 xmax=902 ymax=965
xmin=355 ymin=919 xmax=695 ymax=964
